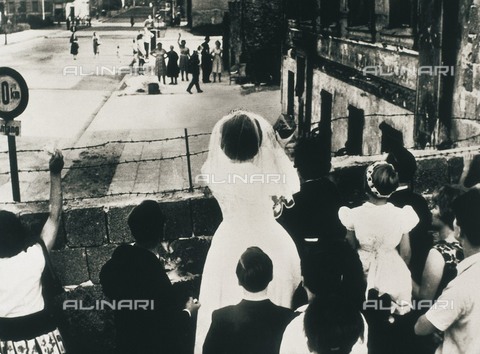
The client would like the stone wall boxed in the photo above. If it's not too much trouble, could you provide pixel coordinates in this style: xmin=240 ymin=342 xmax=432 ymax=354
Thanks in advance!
xmin=4 ymin=149 xmax=477 ymax=353
xmin=451 ymin=0 xmax=480 ymax=146
xmin=9 ymin=196 xmax=222 ymax=354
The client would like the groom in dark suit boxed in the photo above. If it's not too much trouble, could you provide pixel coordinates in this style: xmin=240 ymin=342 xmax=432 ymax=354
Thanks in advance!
xmin=203 ymin=247 xmax=296 ymax=354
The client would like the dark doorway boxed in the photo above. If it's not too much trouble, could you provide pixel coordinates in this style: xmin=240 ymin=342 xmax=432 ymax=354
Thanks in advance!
xmin=287 ymin=71 xmax=295 ymax=116
xmin=320 ymin=90 xmax=333 ymax=154
xmin=347 ymin=105 xmax=365 ymax=155
xmin=186 ymin=0 xmax=192 ymax=27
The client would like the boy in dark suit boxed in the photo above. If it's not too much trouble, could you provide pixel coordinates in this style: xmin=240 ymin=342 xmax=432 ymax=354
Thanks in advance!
xmin=203 ymin=247 xmax=295 ymax=354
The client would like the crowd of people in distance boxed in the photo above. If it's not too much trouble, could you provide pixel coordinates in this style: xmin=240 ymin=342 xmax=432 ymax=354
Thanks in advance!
xmin=1 ymin=110 xmax=480 ymax=354
xmin=131 ymin=28 xmax=223 ymax=94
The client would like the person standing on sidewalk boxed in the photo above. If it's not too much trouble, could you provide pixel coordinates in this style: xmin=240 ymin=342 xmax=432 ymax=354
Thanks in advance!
xmin=70 ymin=30 xmax=79 ymax=60
xmin=152 ymin=42 xmax=167 ymax=84
xmin=92 ymin=32 xmax=101 ymax=57
xmin=143 ymin=26 xmax=154 ymax=59
xmin=211 ymin=40 xmax=223 ymax=83
xmin=186 ymin=46 xmax=203 ymax=94
xmin=201 ymin=36 xmax=212 ymax=83
xmin=178 ymin=33 xmax=190 ymax=81
xmin=167 ymin=45 xmax=180 ymax=85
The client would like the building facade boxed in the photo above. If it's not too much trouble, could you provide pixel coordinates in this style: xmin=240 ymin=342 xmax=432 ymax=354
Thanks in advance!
xmin=225 ymin=0 xmax=283 ymax=84
xmin=0 ymin=0 xmax=67 ymax=22
xmin=191 ymin=0 xmax=227 ymax=27
xmin=282 ymin=0 xmax=480 ymax=156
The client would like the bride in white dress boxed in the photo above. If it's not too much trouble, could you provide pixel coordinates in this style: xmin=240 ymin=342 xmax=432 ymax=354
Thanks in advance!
xmin=194 ymin=110 xmax=302 ymax=353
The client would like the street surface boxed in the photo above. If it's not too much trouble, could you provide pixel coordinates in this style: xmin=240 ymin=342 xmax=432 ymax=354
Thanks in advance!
xmin=0 ymin=12 xmax=282 ymax=202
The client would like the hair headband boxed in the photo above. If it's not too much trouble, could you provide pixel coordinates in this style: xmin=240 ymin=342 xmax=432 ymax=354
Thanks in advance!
xmin=366 ymin=161 xmax=395 ymax=198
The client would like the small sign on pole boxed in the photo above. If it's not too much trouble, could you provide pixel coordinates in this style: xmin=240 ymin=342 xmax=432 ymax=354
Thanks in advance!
xmin=0 ymin=119 xmax=21 ymax=136
xmin=0 ymin=67 xmax=29 ymax=202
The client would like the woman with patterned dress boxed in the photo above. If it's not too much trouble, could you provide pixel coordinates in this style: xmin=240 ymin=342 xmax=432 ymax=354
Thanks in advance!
xmin=411 ymin=185 xmax=465 ymax=354
xmin=151 ymin=43 xmax=167 ymax=84
xmin=0 ymin=151 xmax=66 ymax=354
xmin=177 ymin=33 xmax=190 ymax=81
xmin=211 ymin=40 xmax=223 ymax=82
xmin=414 ymin=185 xmax=465 ymax=301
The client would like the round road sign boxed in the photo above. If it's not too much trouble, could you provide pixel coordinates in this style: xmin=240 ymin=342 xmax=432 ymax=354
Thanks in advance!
xmin=0 ymin=67 xmax=29 ymax=121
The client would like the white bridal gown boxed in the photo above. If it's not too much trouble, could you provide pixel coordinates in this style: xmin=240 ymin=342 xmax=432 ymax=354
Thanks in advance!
xmin=194 ymin=112 xmax=302 ymax=354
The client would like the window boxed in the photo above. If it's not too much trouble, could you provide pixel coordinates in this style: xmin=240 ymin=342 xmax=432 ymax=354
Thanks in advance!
xmin=320 ymin=0 xmax=340 ymax=31
xmin=31 ymin=1 xmax=39 ymax=12
xmin=347 ymin=106 xmax=365 ymax=155
xmin=18 ymin=1 xmax=26 ymax=13
xmin=295 ymin=56 xmax=306 ymax=97
xmin=389 ymin=0 xmax=414 ymax=28
xmin=319 ymin=90 xmax=333 ymax=153
xmin=287 ymin=71 xmax=295 ymax=116
xmin=348 ymin=0 xmax=372 ymax=27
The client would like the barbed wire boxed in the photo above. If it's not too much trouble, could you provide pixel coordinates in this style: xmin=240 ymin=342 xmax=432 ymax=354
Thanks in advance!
xmin=414 ymin=145 xmax=480 ymax=160
xmin=0 ymin=150 xmax=209 ymax=176
xmin=0 ymin=133 xmax=213 ymax=155
xmin=0 ymin=187 xmax=207 ymax=205
xmin=331 ymin=112 xmax=415 ymax=122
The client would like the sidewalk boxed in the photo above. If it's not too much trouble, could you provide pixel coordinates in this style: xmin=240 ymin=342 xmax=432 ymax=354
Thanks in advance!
xmin=81 ymin=80 xmax=282 ymax=197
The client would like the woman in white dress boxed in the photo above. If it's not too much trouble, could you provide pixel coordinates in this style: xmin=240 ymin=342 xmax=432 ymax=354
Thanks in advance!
xmin=194 ymin=110 xmax=302 ymax=354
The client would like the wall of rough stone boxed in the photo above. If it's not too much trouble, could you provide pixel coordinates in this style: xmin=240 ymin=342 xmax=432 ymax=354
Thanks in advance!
xmin=226 ymin=0 xmax=284 ymax=82
xmin=317 ymin=36 xmax=419 ymax=91
xmin=11 ymin=197 xmax=222 ymax=354
xmin=451 ymin=0 xmax=480 ymax=146
xmin=5 ymin=149 xmax=477 ymax=353
xmin=282 ymin=56 xmax=415 ymax=155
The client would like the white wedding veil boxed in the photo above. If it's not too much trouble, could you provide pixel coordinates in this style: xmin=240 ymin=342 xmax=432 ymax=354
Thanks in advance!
xmin=200 ymin=110 xmax=300 ymax=203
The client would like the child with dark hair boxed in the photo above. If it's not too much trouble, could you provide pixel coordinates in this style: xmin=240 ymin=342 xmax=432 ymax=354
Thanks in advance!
xmin=280 ymin=240 xmax=367 ymax=354
xmin=338 ymin=161 xmax=419 ymax=354
xmin=100 ymin=200 xmax=200 ymax=354
xmin=203 ymin=247 xmax=295 ymax=354
xmin=0 ymin=150 xmax=65 ymax=353
xmin=304 ymin=297 xmax=365 ymax=354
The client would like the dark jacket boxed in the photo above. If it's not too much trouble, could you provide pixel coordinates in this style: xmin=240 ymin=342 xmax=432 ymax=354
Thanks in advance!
xmin=188 ymin=51 xmax=200 ymax=75
xmin=203 ymin=299 xmax=295 ymax=354
xmin=100 ymin=244 xmax=190 ymax=354
xmin=277 ymin=178 xmax=345 ymax=254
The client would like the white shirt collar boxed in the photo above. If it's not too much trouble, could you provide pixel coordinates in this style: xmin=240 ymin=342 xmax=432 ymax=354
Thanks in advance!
xmin=457 ymin=252 xmax=480 ymax=275
xmin=242 ymin=289 xmax=269 ymax=301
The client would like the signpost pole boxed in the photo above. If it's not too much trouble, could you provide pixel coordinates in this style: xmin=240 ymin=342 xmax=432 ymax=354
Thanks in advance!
xmin=7 ymin=135 xmax=20 ymax=201
xmin=0 ymin=67 xmax=29 ymax=203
